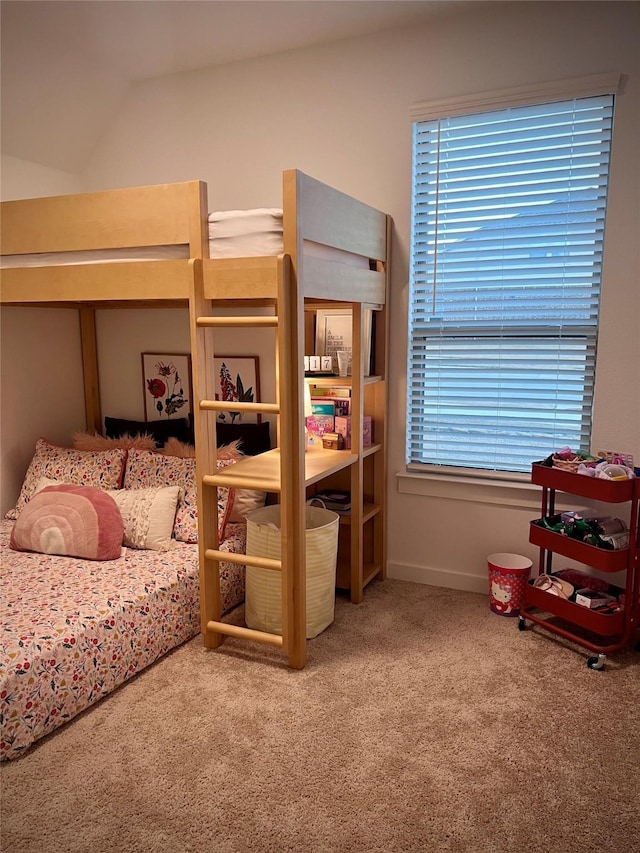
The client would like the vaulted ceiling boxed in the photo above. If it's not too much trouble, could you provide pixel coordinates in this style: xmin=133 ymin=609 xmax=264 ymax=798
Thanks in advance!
xmin=1 ymin=0 xmax=487 ymax=173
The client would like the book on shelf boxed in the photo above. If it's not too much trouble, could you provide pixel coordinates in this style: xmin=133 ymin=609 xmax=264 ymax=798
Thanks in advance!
xmin=310 ymin=398 xmax=336 ymax=415
xmin=305 ymin=414 xmax=335 ymax=436
xmin=309 ymin=386 xmax=351 ymax=398
xmin=309 ymin=489 xmax=351 ymax=513
xmin=311 ymin=396 xmax=351 ymax=416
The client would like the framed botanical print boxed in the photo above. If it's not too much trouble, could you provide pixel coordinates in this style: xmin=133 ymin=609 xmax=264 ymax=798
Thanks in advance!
xmin=142 ymin=353 xmax=192 ymax=420
xmin=213 ymin=356 xmax=261 ymax=424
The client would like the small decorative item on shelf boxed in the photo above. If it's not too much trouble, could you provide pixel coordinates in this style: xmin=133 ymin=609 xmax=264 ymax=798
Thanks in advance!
xmin=322 ymin=432 xmax=344 ymax=450
xmin=574 ymin=588 xmax=621 ymax=611
xmin=334 ymin=416 xmax=372 ymax=449
xmin=304 ymin=354 xmax=335 ymax=377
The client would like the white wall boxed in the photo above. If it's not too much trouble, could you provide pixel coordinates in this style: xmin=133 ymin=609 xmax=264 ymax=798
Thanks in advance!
xmin=1 ymin=154 xmax=83 ymax=199
xmin=0 ymin=157 xmax=85 ymax=514
xmin=3 ymin=2 xmax=639 ymax=591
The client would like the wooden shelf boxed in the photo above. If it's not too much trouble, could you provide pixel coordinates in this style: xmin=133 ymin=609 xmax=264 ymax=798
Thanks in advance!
xmin=336 ymin=502 xmax=380 ymax=526
xmin=205 ymin=447 xmax=357 ymax=492
xmin=363 ymin=442 xmax=382 ymax=459
xmin=306 ymin=374 xmax=383 ymax=387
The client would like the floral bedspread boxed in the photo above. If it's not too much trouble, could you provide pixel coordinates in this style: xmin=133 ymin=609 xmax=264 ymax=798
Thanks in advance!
xmin=0 ymin=520 xmax=246 ymax=761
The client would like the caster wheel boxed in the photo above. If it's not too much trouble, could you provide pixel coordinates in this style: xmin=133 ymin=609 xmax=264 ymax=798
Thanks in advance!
xmin=518 ymin=617 xmax=527 ymax=632
xmin=587 ymin=654 xmax=606 ymax=671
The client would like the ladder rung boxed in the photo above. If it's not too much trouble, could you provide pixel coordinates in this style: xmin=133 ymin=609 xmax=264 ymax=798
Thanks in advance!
xmin=207 ymin=620 xmax=284 ymax=648
xmin=205 ymin=548 xmax=282 ymax=572
xmin=200 ymin=400 xmax=280 ymax=415
xmin=196 ymin=316 xmax=278 ymax=328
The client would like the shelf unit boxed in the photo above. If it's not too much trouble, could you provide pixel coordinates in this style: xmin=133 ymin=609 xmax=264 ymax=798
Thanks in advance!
xmin=520 ymin=463 xmax=640 ymax=669
xmin=304 ymin=302 xmax=388 ymax=603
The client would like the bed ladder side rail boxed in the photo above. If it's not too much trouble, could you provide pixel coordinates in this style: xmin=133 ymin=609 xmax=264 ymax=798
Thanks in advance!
xmin=274 ymin=253 xmax=307 ymax=670
xmin=189 ymin=259 xmax=224 ymax=646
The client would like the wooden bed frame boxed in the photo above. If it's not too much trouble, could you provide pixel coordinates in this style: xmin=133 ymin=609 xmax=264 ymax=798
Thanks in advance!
xmin=0 ymin=170 xmax=390 ymax=669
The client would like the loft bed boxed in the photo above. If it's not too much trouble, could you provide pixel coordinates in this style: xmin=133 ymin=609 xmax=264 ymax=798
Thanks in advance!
xmin=0 ymin=170 xmax=390 ymax=676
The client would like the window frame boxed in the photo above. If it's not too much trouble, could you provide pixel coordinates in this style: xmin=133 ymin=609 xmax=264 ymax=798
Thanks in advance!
xmin=406 ymin=72 xmax=621 ymax=481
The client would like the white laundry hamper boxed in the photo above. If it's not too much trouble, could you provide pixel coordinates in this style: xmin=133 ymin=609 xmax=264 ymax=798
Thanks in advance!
xmin=244 ymin=504 xmax=339 ymax=638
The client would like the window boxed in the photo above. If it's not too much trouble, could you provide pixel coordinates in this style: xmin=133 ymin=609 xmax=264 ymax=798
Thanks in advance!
xmin=408 ymin=81 xmax=617 ymax=475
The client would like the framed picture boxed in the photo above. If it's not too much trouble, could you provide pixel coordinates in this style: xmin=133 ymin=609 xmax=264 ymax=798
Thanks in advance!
xmin=142 ymin=353 xmax=192 ymax=420
xmin=213 ymin=356 xmax=261 ymax=424
xmin=315 ymin=308 xmax=373 ymax=375
xmin=315 ymin=308 xmax=352 ymax=365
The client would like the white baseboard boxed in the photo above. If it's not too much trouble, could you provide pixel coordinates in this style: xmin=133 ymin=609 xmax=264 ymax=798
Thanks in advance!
xmin=387 ymin=561 xmax=489 ymax=595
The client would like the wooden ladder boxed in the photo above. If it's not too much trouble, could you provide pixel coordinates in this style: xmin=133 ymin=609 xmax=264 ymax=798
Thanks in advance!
xmin=188 ymin=256 xmax=308 ymax=669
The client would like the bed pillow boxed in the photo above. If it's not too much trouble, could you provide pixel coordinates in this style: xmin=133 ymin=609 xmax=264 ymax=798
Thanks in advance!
xmin=107 ymin=486 xmax=181 ymax=550
xmin=5 ymin=438 xmax=127 ymax=521
xmin=123 ymin=449 xmax=234 ymax=543
xmin=161 ymin=437 xmax=265 ymax=522
xmin=10 ymin=484 xmax=124 ymax=561
xmin=161 ymin=437 xmax=243 ymax=461
xmin=214 ymin=422 xmax=271 ymax=456
xmin=72 ymin=431 xmax=156 ymax=452
xmin=105 ymin=416 xmax=191 ymax=448
xmin=228 ymin=488 xmax=267 ymax=522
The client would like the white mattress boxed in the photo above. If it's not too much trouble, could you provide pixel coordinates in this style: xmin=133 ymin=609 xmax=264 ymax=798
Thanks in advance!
xmin=0 ymin=208 xmax=284 ymax=267
xmin=208 ymin=208 xmax=283 ymax=258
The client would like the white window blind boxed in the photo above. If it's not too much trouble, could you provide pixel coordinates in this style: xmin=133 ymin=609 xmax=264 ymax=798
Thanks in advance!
xmin=408 ymin=92 xmax=615 ymax=474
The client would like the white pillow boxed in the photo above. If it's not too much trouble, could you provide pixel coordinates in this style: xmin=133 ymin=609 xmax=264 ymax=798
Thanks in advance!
xmin=229 ymin=488 xmax=267 ymax=522
xmin=106 ymin=487 xmax=181 ymax=551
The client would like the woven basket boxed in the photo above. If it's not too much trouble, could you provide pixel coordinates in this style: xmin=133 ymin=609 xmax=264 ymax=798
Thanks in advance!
xmin=245 ymin=504 xmax=339 ymax=638
xmin=552 ymin=455 xmax=582 ymax=472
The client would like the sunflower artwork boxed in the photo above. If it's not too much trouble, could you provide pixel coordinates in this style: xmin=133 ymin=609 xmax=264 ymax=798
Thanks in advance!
xmin=142 ymin=353 xmax=192 ymax=419
xmin=214 ymin=356 xmax=260 ymax=424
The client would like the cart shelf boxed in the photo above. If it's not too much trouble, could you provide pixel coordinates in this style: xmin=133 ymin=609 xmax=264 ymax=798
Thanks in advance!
xmin=524 ymin=577 xmax=625 ymax=638
xmin=529 ymin=517 xmax=629 ymax=573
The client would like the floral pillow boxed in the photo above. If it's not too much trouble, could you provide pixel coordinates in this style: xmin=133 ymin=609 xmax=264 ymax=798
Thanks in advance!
xmin=123 ymin=449 xmax=235 ymax=543
xmin=6 ymin=438 xmax=127 ymax=521
xmin=161 ymin=438 xmax=265 ymax=522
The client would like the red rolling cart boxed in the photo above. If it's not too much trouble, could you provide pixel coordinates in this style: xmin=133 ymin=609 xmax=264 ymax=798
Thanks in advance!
xmin=519 ymin=463 xmax=639 ymax=670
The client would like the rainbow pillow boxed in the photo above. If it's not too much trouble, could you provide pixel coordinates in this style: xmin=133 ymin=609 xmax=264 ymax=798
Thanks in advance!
xmin=10 ymin=484 xmax=124 ymax=561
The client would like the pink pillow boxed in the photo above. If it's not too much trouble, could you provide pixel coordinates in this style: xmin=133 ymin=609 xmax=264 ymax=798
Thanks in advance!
xmin=6 ymin=438 xmax=127 ymax=520
xmin=123 ymin=449 xmax=235 ymax=543
xmin=10 ymin=484 xmax=124 ymax=561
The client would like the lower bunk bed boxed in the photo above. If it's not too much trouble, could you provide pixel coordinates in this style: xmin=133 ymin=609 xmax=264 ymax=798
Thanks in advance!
xmin=0 ymin=437 xmax=250 ymax=761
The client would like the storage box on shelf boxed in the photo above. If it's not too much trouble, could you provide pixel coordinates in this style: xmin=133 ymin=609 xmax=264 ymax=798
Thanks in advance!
xmin=520 ymin=462 xmax=639 ymax=669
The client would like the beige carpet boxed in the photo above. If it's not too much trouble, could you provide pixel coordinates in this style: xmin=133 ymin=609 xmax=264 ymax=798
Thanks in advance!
xmin=1 ymin=579 xmax=638 ymax=853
